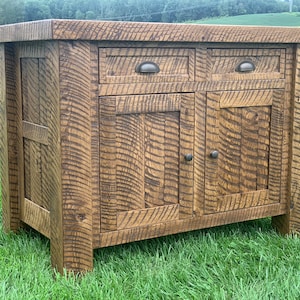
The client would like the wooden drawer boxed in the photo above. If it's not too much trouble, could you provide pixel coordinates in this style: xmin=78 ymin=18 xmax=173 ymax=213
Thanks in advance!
xmin=99 ymin=47 xmax=195 ymax=84
xmin=207 ymin=47 xmax=286 ymax=81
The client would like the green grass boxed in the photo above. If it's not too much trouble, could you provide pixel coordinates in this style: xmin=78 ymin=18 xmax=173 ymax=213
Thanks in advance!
xmin=1 ymin=200 xmax=300 ymax=300
xmin=189 ymin=12 xmax=300 ymax=26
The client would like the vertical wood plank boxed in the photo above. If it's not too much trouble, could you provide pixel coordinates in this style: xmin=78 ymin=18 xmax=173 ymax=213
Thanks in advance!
xmin=99 ymin=96 xmax=117 ymax=232
xmin=116 ymin=114 xmax=145 ymax=211
xmin=218 ymin=108 xmax=241 ymax=196
xmin=240 ymin=107 xmax=259 ymax=193
xmin=205 ymin=92 xmax=220 ymax=213
xmin=0 ymin=43 xmax=10 ymax=231
xmin=280 ymin=47 xmax=293 ymax=206
xmin=21 ymin=58 xmax=43 ymax=206
xmin=59 ymin=41 xmax=93 ymax=272
xmin=90 ymin=43 xmax=101 ymax=243
xmin=144 ymin=113 xmax=166 ymax=208
xmin=256 ymin=107 xmax=271 ymax=190
xmin=268 ymin=89 xmax=284 ymax=204
xmin=272 ymin=46 xmax=294 ymax=233
xmin=4 ymin=44 xmax=22 ymax=232
xmin=179 ymin=93 xmax=194 ymax=218
xmin=194 ymin=92 xmax=206 ymax=215
xmin=274 ymin=45 xmax=300 ymax=233
xmin=163 ymin=112 xmax=180 ymax=205
xmin=43 ymin=41 xmax=64 ymax=273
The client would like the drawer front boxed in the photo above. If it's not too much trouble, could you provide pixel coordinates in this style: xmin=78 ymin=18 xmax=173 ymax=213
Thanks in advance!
xmin=99 ymin=47 xmax=195 ymax=84
xmin=207 ymin=48 xmax=286 ymax=81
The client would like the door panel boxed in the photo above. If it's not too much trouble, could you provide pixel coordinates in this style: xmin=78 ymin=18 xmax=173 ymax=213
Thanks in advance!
xmin=99 ymin=93 xmax=194 ymax=232
xmin=205 ymin=89 xmax=284 ymax=214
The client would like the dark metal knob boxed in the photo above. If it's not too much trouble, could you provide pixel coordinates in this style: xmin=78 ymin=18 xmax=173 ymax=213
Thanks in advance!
xmin=210 ymin=150 xmax=219 ymax=159
xmin=184 ymin=153 xmax=193 ymax=161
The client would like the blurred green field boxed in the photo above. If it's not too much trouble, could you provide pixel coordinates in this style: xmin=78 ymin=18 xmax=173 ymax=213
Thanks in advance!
xmin=189 ymin=12 xmax=300 ymax=26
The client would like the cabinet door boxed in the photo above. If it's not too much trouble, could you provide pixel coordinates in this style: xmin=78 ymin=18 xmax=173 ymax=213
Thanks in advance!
xmin=99 ymin=93 xmax=194 ymax=232
xmin=205 ymin=89 xmax=284 ymax=214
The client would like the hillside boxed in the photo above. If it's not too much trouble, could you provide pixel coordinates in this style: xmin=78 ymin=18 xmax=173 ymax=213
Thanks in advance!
xmin=190 ymin=12 xmax=300 ymax=26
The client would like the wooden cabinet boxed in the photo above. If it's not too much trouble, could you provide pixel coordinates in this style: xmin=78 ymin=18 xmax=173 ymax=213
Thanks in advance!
xmin=1 ymin=20 xmax=299 ymax=274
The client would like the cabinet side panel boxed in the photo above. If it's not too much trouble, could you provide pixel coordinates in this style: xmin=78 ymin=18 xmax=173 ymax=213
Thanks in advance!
xmin=59 ymin=41 xmax=93 ymax=272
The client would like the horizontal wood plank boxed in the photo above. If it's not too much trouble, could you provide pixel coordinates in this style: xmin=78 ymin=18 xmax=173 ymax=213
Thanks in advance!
xmin=96 ymin=203 xmax=287 ymax=248
xmin=117 ymin=204 xmax=179 ymax=230
xmin=22 ymin=198 xmax=50 ymax=238
xmin=116 ymin=94 xmax=181 ymax=115
xmin=1 ymin=20 xmax=300 ymax=43
xmin=219 ymin=90 xmax=273 ymax=108
xmin=22 ymin=121 xmax=49 ymax=145
xmin=98 ymin=80 xmax=286 ymax=96
xmin=216 ymin=190 xmax=270 ymax=212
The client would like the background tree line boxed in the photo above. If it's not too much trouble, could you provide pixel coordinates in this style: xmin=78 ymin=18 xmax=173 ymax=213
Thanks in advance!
xmin=0 ymin=0 xmax=297 ymax=25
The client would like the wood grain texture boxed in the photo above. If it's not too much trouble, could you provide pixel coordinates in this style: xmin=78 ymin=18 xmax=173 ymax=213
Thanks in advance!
xmin=22 ymin=121 xmax=49 ymax=145
xmin=98 ymin=92 xmax=194 ymax=238
xmin=286 ymin=44 xmax=300 ymax=234
xmin=205 ymin=89 xmax=284 ymax=214
xmin=22 ymin=198 xmax=50 ymax=238
xmin=4 ymin=43 xmax=22 ymax=232
xmin=21 ymin=56 xmax=49 ymax=209
xmin=117 ymin=204 xmax=179 ymax=230
xmin=0 ymin=43 xmax=10 ymax=231
xmin=2 ymin=20 xmax=300 ymax=44
xmin=205 ymin=92 xmax=220 ymax=213
xmin=90 ymin=43 xmax=101 ymax=244
xmin=1 ymin=22 xmax=298 ymax=274
xmin=99 ymin=96 xmax=118 ymax=232
xmin=99 ymin=47 xmax=194 ymax=84
xmin=42 ymin=42 xmax=63 ymax=273
xmin=271 ymin=46 xmax=293 ymax=233
xmin=268 ymin=89 xmax=284 ymax=204
xmin=59 ymin=41 xmax=93 ymax=272
xmin=194 ymin=92 xmax=206 ymax=215
xmin=96 ymin=203 xmax=286 ymax=248
xmin=208 ymin=48 xmax=285 ymax=81
xmin=179 ymin=93 xmax=194 ymax=218
xmin=98 ymin=79 xmax=286 ymax=96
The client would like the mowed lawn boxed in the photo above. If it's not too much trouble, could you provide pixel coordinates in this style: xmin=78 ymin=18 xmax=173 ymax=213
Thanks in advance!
xmin=2 ymin=12 xmax=300 ymax=299
xmin=191 ymin=12 xmax=300 ymax=26
xmin=1 ymin=197 xmax=300 ymax=299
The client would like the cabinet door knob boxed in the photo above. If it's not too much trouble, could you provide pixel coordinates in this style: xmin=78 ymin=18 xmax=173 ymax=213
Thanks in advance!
xmin=210 ymin=150 xmax=219 ymax=159
xmin=184 ymin=153 xmax=193 ymax=161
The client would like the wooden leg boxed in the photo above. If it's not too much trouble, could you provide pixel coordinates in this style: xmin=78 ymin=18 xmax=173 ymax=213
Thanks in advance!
xmin=50 ymin=41 xmax=94 ymax=273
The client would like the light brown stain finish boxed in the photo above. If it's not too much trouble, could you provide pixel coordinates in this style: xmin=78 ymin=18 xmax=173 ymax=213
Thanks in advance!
xmin=0 ymin=20 xmax=299 ymax=274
